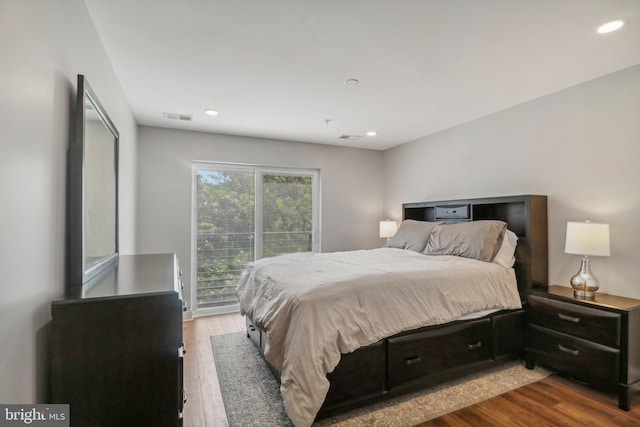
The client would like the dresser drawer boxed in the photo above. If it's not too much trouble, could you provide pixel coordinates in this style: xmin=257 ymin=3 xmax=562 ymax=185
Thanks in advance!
xmin=529 ymin=294 xmax=621 ymax=348
xmin=387 ymin=319 xmax=491 ymax=389
xmin=529 ymin=325 xmax=619 ymax=383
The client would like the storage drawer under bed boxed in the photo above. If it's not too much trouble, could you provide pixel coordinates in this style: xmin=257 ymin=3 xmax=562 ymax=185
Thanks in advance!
xmin=387 ymin=318 xmax=492 ymax=389
xmin=324 ymin=341 xmax=386 ymax=408
xmin=246 ymin=317 xmax=261 ymax=349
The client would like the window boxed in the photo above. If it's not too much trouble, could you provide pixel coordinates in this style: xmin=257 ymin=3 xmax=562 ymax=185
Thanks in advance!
xmin=191 ymin=163 xmax=320 ymax=315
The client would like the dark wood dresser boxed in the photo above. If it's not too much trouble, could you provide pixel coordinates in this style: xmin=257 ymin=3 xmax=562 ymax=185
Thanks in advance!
xmin=50 ymin=253 xmax=186 ymax=426
xmin=526 ymin=285 xmax=640 ymax=410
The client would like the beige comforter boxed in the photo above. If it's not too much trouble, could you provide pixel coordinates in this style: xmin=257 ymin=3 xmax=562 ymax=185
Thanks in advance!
xmin=236 ymin=248 xmax=521 ymax=426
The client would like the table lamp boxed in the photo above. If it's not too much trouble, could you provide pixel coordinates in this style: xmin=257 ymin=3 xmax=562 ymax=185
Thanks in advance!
xmin=379 ymin=220 xmax=398 ymax=242
xmin=564 ymin=219 xmax=610 ymax=299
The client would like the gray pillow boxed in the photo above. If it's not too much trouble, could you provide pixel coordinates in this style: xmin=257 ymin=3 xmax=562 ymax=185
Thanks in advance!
xmin=385 ymin=220 xmax=443 ymax=252
xmin=424 ymin=220 xmax=507 ymax=262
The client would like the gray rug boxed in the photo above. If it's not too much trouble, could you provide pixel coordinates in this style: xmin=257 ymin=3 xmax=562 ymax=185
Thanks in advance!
xmin=211 ymin=332 xmax=550 ymax=427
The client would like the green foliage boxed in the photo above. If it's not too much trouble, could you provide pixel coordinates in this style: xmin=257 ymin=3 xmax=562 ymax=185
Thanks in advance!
xmin=262 ymin=174 xmax=312 ymax=257
xmin=195 ymin=170 xmax=313 ymax=308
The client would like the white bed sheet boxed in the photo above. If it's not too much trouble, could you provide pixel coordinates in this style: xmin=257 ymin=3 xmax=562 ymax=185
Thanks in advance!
xmin=236 ymin=248 xmax=521 ymax=427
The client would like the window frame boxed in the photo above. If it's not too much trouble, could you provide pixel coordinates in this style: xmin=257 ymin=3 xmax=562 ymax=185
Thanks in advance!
xmin=190 ymin=161 xmax=321 ymax=317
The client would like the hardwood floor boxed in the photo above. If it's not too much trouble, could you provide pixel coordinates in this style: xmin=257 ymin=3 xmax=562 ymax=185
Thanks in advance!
xmin=417 ymin=376 xmax=640 ymax=427
xmin=183 ymin=313 xmax=640 ymax=426
xmin=183 ymin=312 xmax=245 ymax=427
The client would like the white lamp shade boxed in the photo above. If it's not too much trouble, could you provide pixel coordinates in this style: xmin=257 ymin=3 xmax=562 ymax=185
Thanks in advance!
xmin=379 ymin=220 xmax=398 ymax=239
xmin=565 ymin=221 xmax=610 ymax=256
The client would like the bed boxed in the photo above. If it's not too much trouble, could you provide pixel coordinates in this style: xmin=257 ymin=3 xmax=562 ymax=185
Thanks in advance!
xmin=237 ymin=195 xmax=548 ymax=426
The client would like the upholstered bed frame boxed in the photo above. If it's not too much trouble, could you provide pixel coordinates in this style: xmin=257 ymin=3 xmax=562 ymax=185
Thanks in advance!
xmin=245 ymin=194 xmax=548 ymax=419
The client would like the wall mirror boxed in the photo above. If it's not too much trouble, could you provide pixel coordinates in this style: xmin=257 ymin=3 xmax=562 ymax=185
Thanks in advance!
xmin=67 ymin=74 xmax=119 ymax=295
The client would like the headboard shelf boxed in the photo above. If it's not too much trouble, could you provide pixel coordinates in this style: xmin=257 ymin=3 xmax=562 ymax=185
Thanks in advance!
xmin=403 ymin=195 xmax=548 ymax=299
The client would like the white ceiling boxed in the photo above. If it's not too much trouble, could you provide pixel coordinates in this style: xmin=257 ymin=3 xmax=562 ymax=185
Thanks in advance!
xmin=84 ymin=0 xmax=640 ymax=150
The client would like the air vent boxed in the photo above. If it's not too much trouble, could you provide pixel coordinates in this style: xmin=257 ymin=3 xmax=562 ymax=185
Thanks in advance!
xmin=339 ymin=134 xmax=362 ymax=140
xmin=163 ymin=112 xmax=193 ymax=121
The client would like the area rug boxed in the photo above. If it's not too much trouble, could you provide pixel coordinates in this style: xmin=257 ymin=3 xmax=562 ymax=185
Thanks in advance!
xmin=211 ymin=332 xmax=550 ymax=427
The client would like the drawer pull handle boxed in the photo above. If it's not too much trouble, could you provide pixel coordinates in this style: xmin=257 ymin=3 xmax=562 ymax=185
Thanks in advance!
xmin=447 ymin=210 xmax=456 ymax=214
xmin=404 ymin=356 xmax=422 ymax=366
xmin=558 ymin=313 xmax=580 ymax=323
xmin=467 ymin=341 xmax=482 ymax=350
xmin=558 ymin=344 xmax=579 ymax=356
xmin=249 ymin=325 xmax=256 ymax=332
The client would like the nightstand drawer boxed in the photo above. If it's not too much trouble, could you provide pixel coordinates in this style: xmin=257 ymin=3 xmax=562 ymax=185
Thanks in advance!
xmin=529 ymin=325 xmax=619 ymax=383
xmin=529 ymin=294 xmax=621 ymax=348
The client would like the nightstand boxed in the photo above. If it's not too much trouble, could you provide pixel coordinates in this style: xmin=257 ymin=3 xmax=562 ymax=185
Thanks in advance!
xmin=525 ymin=285 xmax=640 ymax=410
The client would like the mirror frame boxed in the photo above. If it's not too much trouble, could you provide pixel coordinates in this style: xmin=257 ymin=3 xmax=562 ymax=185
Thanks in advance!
xmin=67 ymin=74 xmax=119 ymax=295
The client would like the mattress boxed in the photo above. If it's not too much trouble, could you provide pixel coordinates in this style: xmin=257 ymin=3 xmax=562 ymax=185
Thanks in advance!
xmin=236 ymin=248 xmax=521 ymax=426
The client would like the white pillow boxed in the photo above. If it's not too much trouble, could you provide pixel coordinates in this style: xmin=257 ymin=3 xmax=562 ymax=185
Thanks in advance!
xmin=492 ymin=229 xmax=518 ymax=268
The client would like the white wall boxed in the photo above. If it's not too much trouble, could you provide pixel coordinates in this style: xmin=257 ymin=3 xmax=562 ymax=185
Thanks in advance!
xmin=0 ymin=0 xmax=138 ymax=403
xmin=383 ymin=65 xmax=640 ymax=299
xmin=136 ymin=126 xmax=384 ymax=313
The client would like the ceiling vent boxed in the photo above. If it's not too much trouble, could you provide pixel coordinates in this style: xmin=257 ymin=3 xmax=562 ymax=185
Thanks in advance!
xmin=339 ymin=134 xmax=362 ymax=140
xmin=163 ymin=112 xmax=193 ymax=121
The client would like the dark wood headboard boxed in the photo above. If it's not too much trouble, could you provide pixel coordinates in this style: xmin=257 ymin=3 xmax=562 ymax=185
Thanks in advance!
xmin=403 ymin=195 xmax=548 ymax=300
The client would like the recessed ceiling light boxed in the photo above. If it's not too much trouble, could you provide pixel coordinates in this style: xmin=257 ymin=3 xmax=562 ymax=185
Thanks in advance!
xmin=366 ymin=131 xmax=378 ymax=136
xmin=597 ymin=20 xmax=624 ymax=34
xmin=205 ymin=109 xmax=219 ymax=116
